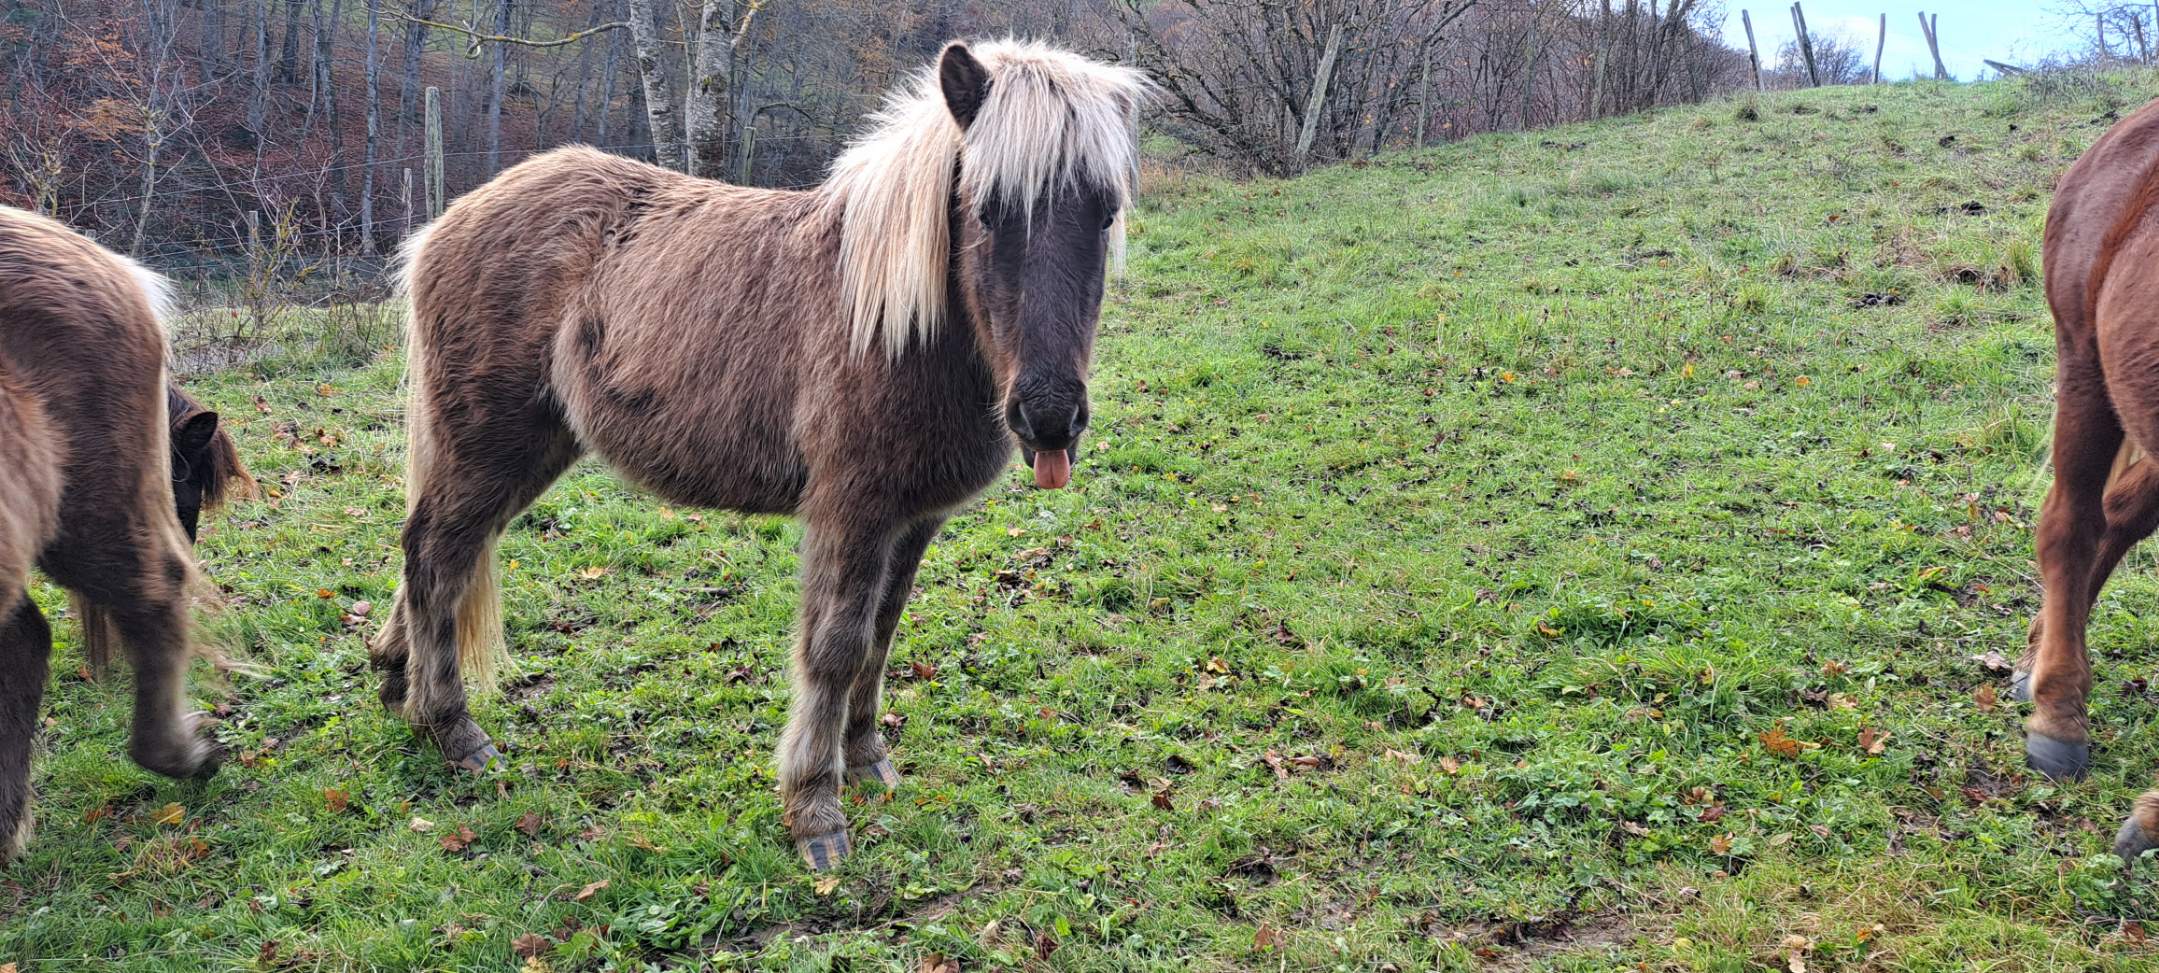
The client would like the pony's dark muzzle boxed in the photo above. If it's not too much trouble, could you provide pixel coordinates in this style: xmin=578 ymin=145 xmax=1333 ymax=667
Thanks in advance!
xmin=1006 ymin=386 xmax=1089 ymax=454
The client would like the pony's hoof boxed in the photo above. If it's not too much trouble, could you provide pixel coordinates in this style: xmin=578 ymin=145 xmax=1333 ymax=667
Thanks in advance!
xmin=376 ymin=671 xmax=409 ymax=713
xmin=2009 ymin=670 xmax=2032 ymax=703
xmin=447 ymin=743 xmax=505 ymax=774
xmin=1 ymin=808 xmax=32 ymax=863
xmin=845 ymin=757 xmax=900 ymax=789
xmin=795 ymin=830 xmax=852 ymax=871
xmin=2118 ymin=815 xmax=2159 ymax=865
xmin=2026 ymin=732 xmax=2090 ymax=781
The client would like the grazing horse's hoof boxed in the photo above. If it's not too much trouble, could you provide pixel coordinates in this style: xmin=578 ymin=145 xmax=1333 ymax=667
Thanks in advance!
xmin=2025 ymin=732 xmax=2091 ymax=781
xmin=1 ymin=809 xmax=32 ymax=863
xmin=131 ymin=713 xmax=224 ymax=780
xmin=845 ymin=757 xmax=901 ymax=789
xmin=795 ymin=830 xmax=852 ymax=871
xmin=2009 ymin=670 xmax=2032 ymax=703
xmin=2118 ymin=815 xmax=2159 ymax=865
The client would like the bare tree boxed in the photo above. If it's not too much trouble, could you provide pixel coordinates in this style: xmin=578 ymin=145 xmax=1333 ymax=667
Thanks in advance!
xmin=1775 ymin=30 xmax=1865 ymax=86
xmin=1117 ymin=0 xmax=1480 ymax=174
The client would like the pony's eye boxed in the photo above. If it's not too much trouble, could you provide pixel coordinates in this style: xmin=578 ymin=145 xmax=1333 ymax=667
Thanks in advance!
xmin=977 ymin=207 xmax=995 ymax=229
xmin=1100 ymin=207 xmax=1120 ymax=231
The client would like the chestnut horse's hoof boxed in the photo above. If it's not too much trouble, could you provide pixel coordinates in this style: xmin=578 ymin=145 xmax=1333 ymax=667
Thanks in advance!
xmin=2118 ymin=815 xmax=2159 ymax=865
xmin=2009 ymin=670 xmax=2032 ymax=703
xmin=845 ymin=757 xmax=900 ymax=789
xmin=2026 ymin=732 xmax=2090 ymax=781
xmin=795 ymin=829 xmax=852 ymax=871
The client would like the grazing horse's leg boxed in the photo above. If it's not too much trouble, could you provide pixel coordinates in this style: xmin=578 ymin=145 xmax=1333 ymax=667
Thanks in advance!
xmin=0 ymin=596 xmax=51 ymax=860
xmin=780 ymin=518 xmax=897 ymax=870
xmin=2024 ymin=351 xmax=2120 ymax=781
xmin=841 ymin=517 xmax=943 ymax=789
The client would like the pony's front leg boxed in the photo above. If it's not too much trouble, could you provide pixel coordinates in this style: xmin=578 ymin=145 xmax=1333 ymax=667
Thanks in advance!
xmin=841 ymin=518 xmax=943 ymax=790
xmin=779 ymin=519 xmax=894 ymax=870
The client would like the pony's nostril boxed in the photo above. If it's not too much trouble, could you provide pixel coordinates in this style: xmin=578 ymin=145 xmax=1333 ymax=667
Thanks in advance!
xmin=1008 ymin=399 xmax=1036 ymax=441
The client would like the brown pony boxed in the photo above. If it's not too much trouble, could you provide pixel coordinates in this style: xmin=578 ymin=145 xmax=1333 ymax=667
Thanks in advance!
xmin=0 ymin=206 xmax=253 ymax=859
xmin=375 ymin=40 xmax=1146 ymax=868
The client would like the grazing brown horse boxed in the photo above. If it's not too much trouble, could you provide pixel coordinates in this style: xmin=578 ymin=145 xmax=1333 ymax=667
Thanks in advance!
xmin=0 ymin=206 xmax=252 ymax=860
xmin=375 ymin=40 xmax=1146 ymax=868
xmin=2018 ymin=98 xmax=2159 ymax=862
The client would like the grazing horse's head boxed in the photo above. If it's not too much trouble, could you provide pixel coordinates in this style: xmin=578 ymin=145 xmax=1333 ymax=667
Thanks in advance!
xmin=166 ymin=384 xmax=254 ymax=541
xmin=824 ymin=39 xmax=1149 ymax=489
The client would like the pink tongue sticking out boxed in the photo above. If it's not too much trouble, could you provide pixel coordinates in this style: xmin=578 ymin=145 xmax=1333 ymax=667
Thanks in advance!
xmin=1033 ymin=449 xmax=1072 ymax=490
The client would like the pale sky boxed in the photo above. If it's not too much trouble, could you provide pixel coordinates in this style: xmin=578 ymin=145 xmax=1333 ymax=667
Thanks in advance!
xmin=1719 ymin=2 xmax=2090 ymax=81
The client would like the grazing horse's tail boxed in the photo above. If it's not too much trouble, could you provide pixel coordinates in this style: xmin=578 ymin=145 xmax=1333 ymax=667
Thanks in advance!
xmin=377 ymin=224 xmax=508 ymax=693
xmin=74 ymin=257 xmax=202 ymax=675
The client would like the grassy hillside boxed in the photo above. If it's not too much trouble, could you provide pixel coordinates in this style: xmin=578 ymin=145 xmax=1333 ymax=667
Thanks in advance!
xmin=10 ymin=72 xmax=2159 ymax=970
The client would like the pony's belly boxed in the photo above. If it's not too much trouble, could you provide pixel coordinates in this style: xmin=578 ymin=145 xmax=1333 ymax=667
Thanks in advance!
xmin=579 ymin=416 xmax=807 ymax=516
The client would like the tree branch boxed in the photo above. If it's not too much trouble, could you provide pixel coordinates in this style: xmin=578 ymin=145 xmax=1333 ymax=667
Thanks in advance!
xmin=399 ymin=12 xmax=626 ymax=59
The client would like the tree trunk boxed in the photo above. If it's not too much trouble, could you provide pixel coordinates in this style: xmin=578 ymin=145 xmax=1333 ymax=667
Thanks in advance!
xmin=399 ymin=0 xmax=436 ymax=146
xmin=624 ymin=0 xmax=682 ymax=170
xmin=596 ymin=4 xmax=621 ymax=146
xmin=487 ymin=0 xmax=510 ymax=173
xmin=685 ymin=0 xmax=734 ymax=178
xmin=250 ymin=0 xmax=273 ymax=135
xmin=277 ymin=0 xmax=304 ymax=82
xmin=570 ymin=2 xmax=601 ymax=140
xmin=1741 ymin=8 xmax=1761 ymax=91
xmin=362 ymin=0 xmax=382 ymax=253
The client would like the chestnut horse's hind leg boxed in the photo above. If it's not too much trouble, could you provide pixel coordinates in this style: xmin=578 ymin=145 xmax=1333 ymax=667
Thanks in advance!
xmin=47 ymin=539 xmax=223 ymax=780
xmin=2024 ymin=356 xmax=2120 ymax=781
xmin=2017 ymin=454 xmax=2159 ymax=701
xmin=780 ymin=517 xmax=900 ymax=870
xmin=0 ymin=596 xmax=51 ymax=860
xmin=840 ymin=517 xmax=943 ymax=791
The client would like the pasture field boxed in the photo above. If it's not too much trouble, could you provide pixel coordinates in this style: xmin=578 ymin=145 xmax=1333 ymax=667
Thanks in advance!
xmin=9 ymin=73 xmax=2159 ymax=971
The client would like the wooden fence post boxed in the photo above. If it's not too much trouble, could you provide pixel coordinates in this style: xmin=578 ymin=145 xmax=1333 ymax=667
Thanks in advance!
xmin=1742 ymin=9 xmax=1763 ymax=90
xmin=401 ymin=167 xmax=414 ymax=238
xmin=1918 ymin=12 xmax=1947 ymax=80
xmin=424 ymin=86 xmax=445 ymax=219
xmin=1791 ymin=3 xmax=1820 ymax=87
xmin=1873 ymin=13 xmax=1887 ymax=83
xmin=1295 ymin=21 xmax=1344 ymax=168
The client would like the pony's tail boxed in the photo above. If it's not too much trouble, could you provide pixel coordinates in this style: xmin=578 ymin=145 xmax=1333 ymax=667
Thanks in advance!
xmin=70 ymin=593 xmax=123 ymax=674
xmin=375 ymin=222 xmax=507 ymax=695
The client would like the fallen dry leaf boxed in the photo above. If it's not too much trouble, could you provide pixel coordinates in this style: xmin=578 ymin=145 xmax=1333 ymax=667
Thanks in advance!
xmin=1758 ymin=725 xmax=1817 ymax=759
xmin=1151 ymin=787 xmax=1174 ymax=811
xmin=1255 ymin=923 xmax=1286 ymax=950
xmin=814 ymin=875 xmax=841 ymax=896
xmin=323 ymin=788 xmax=350 ymax=814
xmin=1262 ymin=749 xmax=1289 ymax=780
xmin=574 ymin=879 xmax=609 ymax=902
xmin=439 ymin=824 xmax=477 ymax=853
xmin=1709 ymin=833 xmax=1734 ymax=855
xmin=917 ymin=954 xmax=960 ymax=973
xmin=408 ymin=816 xmax=435 ymax=833
xmin=151 ymin=803 xmax=185 ymax=826
xmin=511 ymin=932 xmax=552 ymax=958
xmin=516 ymin=811 xmax=544 ymax=838
xmin=1858 ymin=726 xmax=1891 ymax=755
xmin=1974 ymin=683 xmax=1998 ymax=713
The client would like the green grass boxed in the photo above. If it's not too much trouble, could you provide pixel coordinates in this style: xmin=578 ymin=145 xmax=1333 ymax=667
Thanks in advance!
xmin=10 ymin=73 xmax=2159 ymax=970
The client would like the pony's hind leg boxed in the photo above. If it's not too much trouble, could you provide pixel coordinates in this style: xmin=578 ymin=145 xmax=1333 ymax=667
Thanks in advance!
xmin=0 ymin=596 xmax=51 ymax=860
xmin=840 ymin=518 xmax=943 ymax=790
xmin=390 ymin=426 xmax=579 ymax=771
xmin=780 ymin=518 xmax=898 ymax=870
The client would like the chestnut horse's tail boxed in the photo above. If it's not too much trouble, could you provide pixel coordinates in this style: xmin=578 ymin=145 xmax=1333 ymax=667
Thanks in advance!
xmin=377 ymin=224 xmax=508 ymax=692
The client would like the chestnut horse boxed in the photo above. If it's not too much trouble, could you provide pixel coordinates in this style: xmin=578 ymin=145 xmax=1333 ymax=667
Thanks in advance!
xmin=0 ymin=206 xmax=252 ymax=860
xmin=2019 ymin=98 xmax=2159 ymax=862
xmin=375 ymin=40 xmax=1146 ymax=868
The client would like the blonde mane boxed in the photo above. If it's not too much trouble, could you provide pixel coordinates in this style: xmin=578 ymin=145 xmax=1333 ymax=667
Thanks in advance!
xmin=819 ymin=39 xmax=1149 ymax=360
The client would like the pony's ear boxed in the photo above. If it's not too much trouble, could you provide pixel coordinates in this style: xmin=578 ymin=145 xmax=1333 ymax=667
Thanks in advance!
xmin=938 ymin=42 xmax=991 ymax=130
xmin=173 ymin=410 xmax=220 ymax=457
